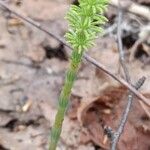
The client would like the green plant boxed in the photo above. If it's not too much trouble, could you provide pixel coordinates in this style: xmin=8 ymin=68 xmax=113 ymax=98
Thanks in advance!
xmin=49 ymin=0 xmax=109 ymax=149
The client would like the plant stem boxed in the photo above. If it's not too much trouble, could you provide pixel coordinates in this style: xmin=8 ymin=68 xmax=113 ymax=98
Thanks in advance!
xmin=49 ymin=49 xmax=83 ymax=150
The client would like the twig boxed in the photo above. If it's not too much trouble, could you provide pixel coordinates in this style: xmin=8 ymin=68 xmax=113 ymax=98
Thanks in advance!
xmin=111 ymin=2 xmax=144 ymax=149
xmin=111 ymin=3 xmax=132 ymax=149
xmin=111 ymin=76 xmax=146 ymax=150
xmin=0 ymin=59 xmax=39 ymax=69
xmin=117 ymin=5 xmax=131 ymax=83
xmin=139 ymin=100 xmax=150 ymax=118
xmin=0 ymin=1 xmax=149 ymax=106
xmin=84 ymin=55 xmax=149 ymax=106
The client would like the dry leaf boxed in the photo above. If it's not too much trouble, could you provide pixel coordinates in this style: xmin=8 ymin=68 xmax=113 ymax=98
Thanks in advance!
xmin=77 ymin=86 xmax=150 ymax=150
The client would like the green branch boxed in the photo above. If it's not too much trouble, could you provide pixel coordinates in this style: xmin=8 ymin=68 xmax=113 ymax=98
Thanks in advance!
xmin=49 ymin=0 xmax=109 ymax=149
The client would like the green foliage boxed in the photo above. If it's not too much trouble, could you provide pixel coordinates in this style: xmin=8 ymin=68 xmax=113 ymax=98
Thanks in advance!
xmin=49 ymin=1 xmax=109 ymax=150
xmin=65 ymin=0 xmax=108 ymax=53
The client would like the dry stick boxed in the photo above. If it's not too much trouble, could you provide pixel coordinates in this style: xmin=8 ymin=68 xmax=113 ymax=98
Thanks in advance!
xmin=117 ymin=8 xmax=131 ymax=83
xmin=0 ymin=1 xmax=149 ymax=107
xmin=111 ymin=5 xmax=133 ymax=149
xmin=111 ymin=3 xmax=141 ymax=149
xmin=111 ymin=76 xmax=146 ymax=150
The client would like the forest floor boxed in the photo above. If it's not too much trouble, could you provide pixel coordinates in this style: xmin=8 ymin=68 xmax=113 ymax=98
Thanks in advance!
xmin=0 ymin=0 xmax=149 ymax=150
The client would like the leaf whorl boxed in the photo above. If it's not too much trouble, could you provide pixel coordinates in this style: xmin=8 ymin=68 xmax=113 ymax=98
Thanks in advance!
xmin=65 ymin=0 xmax=109 ymax=53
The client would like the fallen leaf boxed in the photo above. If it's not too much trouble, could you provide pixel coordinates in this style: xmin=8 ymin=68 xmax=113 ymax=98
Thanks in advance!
xmin=77 ymin=86 xmax=150 ymax=150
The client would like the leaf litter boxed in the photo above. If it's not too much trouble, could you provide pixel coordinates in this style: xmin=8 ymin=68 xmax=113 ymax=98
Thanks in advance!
xmin=0 ymin=0 xmax=149 ymax=149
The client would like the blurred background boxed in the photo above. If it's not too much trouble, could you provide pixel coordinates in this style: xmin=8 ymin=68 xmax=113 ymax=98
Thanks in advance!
xmin=0 ymin=0 xmax=149 ymax=150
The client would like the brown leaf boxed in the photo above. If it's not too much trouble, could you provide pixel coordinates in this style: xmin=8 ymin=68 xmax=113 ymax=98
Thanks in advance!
xmin=77 ymin=86 xmax=150 ymax=150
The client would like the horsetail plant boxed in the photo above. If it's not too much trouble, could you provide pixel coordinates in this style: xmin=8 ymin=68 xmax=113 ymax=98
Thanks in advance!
xmin=49 ymin=0 xmax=109 ymax=149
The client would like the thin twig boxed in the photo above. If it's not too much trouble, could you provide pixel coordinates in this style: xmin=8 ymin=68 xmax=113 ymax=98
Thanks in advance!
xmin=111 ymin=77 xmax=146 ymax=150
xmin=117 ymin=6 xmax=131 ymax=83
xmin=111 ymin=2 xmax=144 ymax=149
xmin=111 ymin=2 xmax=133 ymax=149
xmin=104 ymin=76 xmax=146 ymax=140
xmin=84 ymin=55 xmax=149 ymax=106
xmin=0 ymin=1 xmax=149 ymax=106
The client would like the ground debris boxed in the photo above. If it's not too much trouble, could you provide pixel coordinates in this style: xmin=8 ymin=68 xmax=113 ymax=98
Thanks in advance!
xmin=0 ymin=0 xmax=149 ymax=149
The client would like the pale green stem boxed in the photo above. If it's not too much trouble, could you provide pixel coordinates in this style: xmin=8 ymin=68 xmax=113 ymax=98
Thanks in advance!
xmin=49 ymin=49 xmax=83 ymax=150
